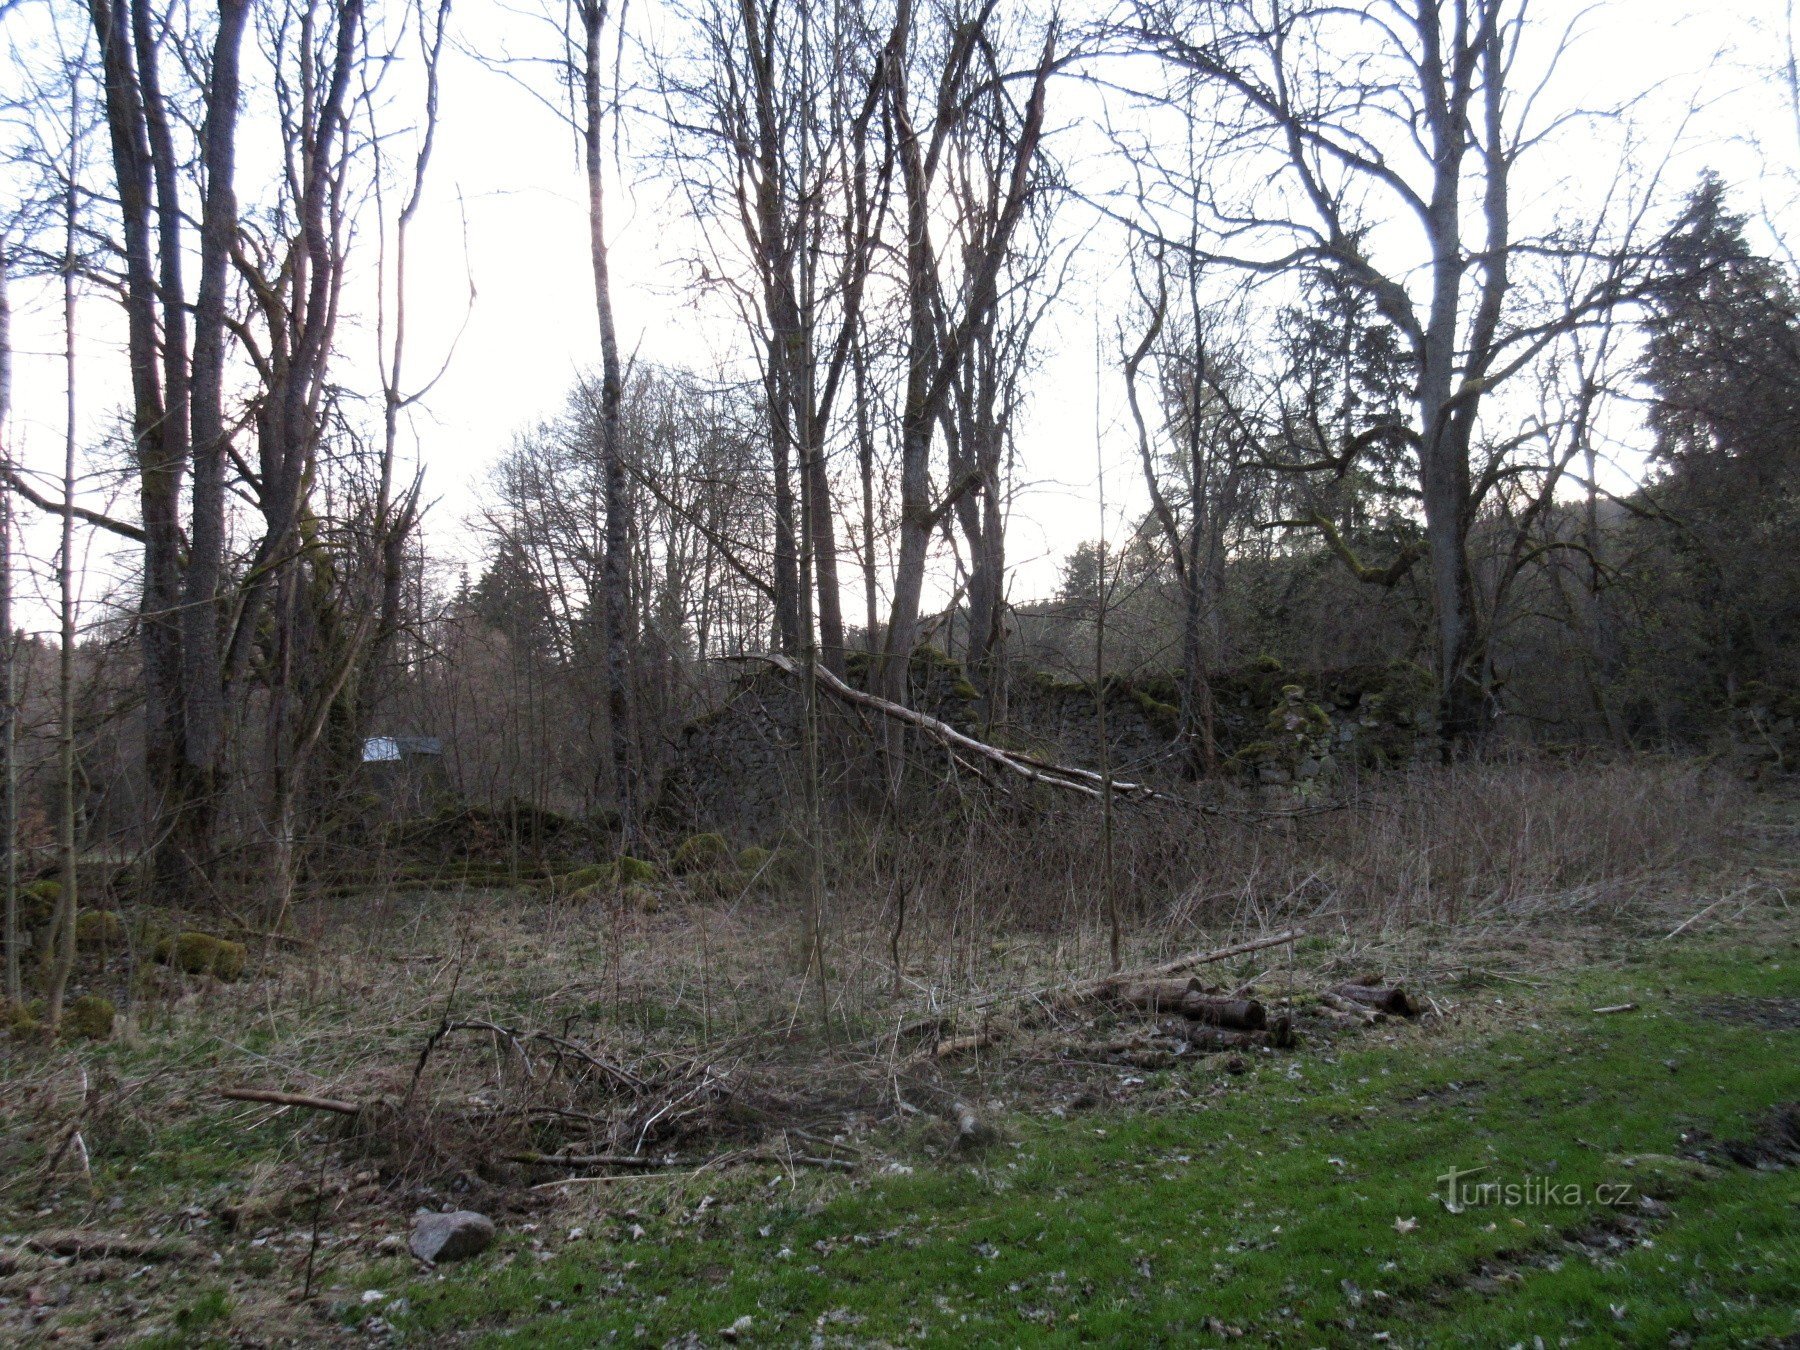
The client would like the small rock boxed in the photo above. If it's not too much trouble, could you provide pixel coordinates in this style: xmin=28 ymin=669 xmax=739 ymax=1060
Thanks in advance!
xmin=408 ymin=1211 xmax=494 ymax=1264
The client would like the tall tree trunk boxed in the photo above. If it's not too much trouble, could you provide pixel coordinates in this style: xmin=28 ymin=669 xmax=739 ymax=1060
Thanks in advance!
xmin=45 ymin=171 xmax=81 ymax=1030
xmin=853 ymin=331 xmax=879 ymax=650
xmin=583 ymin=0 xmax=641 ymax=847
xmin=802 ymin=432 xmax=845 ymax=676
xmin=0 ymin=241 xmax=17 ymax=1008
xmin=176 ymin=0 xmax=249 ymax=891
xmin=89 ymin=0 xmax=189 ymax=894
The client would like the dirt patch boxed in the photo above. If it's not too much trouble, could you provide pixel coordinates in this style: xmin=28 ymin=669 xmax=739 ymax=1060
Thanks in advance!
xmin=1693 ymin=996 xmax=1800 ymax=1030
xmin=1683 ymin=1101 xmax=1800 ymax=1170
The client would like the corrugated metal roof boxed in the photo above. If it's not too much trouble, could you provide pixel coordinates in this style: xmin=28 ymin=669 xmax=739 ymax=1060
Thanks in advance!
xmin=361 ymin=735 xmax=443 ymax=762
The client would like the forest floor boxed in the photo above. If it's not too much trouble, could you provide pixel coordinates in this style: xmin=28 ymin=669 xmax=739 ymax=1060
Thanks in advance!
xmin=1 ymin=777 xmax=1795 ymax=1346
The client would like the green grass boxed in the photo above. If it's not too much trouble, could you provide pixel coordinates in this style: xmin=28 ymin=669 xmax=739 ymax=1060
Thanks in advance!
xmin=359 ymin=933 xmax=1799 ymax=1346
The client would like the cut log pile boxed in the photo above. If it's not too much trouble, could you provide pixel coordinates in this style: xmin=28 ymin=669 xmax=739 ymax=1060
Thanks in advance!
xmin=1081 ymin=972 xmax=1295 ymax=1054
xmin=918 ymin=930 xmax=1425 ymax=1070
xmin=1052 ymin=961 xmax=1422 ymax=1068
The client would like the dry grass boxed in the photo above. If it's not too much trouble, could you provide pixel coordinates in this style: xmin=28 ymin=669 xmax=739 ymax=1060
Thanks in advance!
xmin=0 ymin=758 xmax=1783 ymax=1343
xmin=1 ymin=759 xmax=1755 ymax=1131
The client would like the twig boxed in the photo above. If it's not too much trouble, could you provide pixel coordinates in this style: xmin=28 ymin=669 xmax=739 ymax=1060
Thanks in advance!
xmin=530 ymin=1169 xmax=704 ymax=1190
xmin=220 ymin=1088 xmax=361 ymax=1116
xmin=1590 ymin=1003 xmax=1637 ymax=1015
xmin=504 ymin=1152 xmax=674 ymax=1169
xmin=1664 ymin=898 xmax=1725 ymax=940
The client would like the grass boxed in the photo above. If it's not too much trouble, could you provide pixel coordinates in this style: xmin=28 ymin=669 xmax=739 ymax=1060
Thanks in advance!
xmin=349 ymin=931 xmax=1798 ymax=1346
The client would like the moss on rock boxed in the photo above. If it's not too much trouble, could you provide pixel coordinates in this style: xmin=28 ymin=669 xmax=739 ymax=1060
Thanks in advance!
xmin=672 ymin=833 xmax=731 ymax=874
xmin=3 ymin=998 xmax=42 ymax=1037
xmin=549 ymin=863 xmax=609 ymax=899
xmin=616 ymin=855 xmax=659 ymax=885
xmin=62 ymin=994 xmax=115 ymax=1040
xmin=155 ymin=931 xmax=247 ymax=981
xmin=75 ymin=910 xmax=124 ymax=948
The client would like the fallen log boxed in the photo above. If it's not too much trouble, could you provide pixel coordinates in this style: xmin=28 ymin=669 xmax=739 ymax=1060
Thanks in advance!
xmin=1100 ymin=977 xmax=1203 ymax=1012
xmin=26 ymin=1230 xmax=194 ymax=1262
xmin=1181 ymin=996 xmax=1267 ymax=1030
xmin=1098 ymin=980 xmax=1267 ymax=1029
xmin=1327 ymin=983 xmax=1417 ymax=1017
xmin=1065 ymin=930 xmax=1307 ymax=1006
xmin=1165 ymin=1015 xmax=1295 ymax=1051
xmin=870 ymin=930 xmax=1305 ymax=1051
xmin=220 ymin=1087 xmax=361 ymax=1116
xmin=1318 ymin=992 xmax=1382 ymax=1024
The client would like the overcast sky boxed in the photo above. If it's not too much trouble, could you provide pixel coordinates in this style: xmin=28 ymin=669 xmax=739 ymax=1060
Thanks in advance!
xmin=1 ymin=0 xmax=1791 ymax=629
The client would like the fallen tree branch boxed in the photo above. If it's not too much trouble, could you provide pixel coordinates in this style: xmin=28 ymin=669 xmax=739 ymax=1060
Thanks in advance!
xmin=1327 ymin=982 xmax=1418 ymax=1017
xmin=504 ymin=1152 xmax=675 ymax=1169
xmin=26 ymin=1230 xmax=194 ymax=1262
xmin=738 ymin=652 xmax=1177 ymax=804
xmin=220 ymin=1088 xmax=361 ymax=1116
xmin=1066 ymin=930 xmax=1307 ymax=1002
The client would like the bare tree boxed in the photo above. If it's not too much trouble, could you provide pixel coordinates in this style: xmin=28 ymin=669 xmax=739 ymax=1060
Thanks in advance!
xmin=43 ymin=82 xmax=80 ymax=1029
xmin=878 ymin=1 xmax=1055 ymax=705
xmin=939 ymin=102 xmax=1067 ymax=716
xmin=1119 ymin=245 xmax=1260 ymax=773
xmin=72 ymin=0 xmax=250 ymax=895
xmin=0 ymin=237 xmax=16 ymax=1008
xmin=659 ymin=0 xmax=893 ymax=676
xmin=564 ymin=0 xmax=642 ymax=847
xmin=1118 ymin=0 xmax=1658 ymax=750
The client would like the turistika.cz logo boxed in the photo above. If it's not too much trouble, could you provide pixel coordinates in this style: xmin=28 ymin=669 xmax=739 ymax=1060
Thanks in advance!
xmin=1436 ymin=1165 xmax=1634 ymax=1211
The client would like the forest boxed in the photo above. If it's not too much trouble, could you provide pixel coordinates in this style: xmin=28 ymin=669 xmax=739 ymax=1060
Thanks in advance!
xmin=0 ymin=0 xmax=1795 ymax=1344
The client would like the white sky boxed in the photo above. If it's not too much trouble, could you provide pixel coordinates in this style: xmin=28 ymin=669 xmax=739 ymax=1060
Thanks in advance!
xmin=1 ymin=0 xmax=1791 ymax=632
